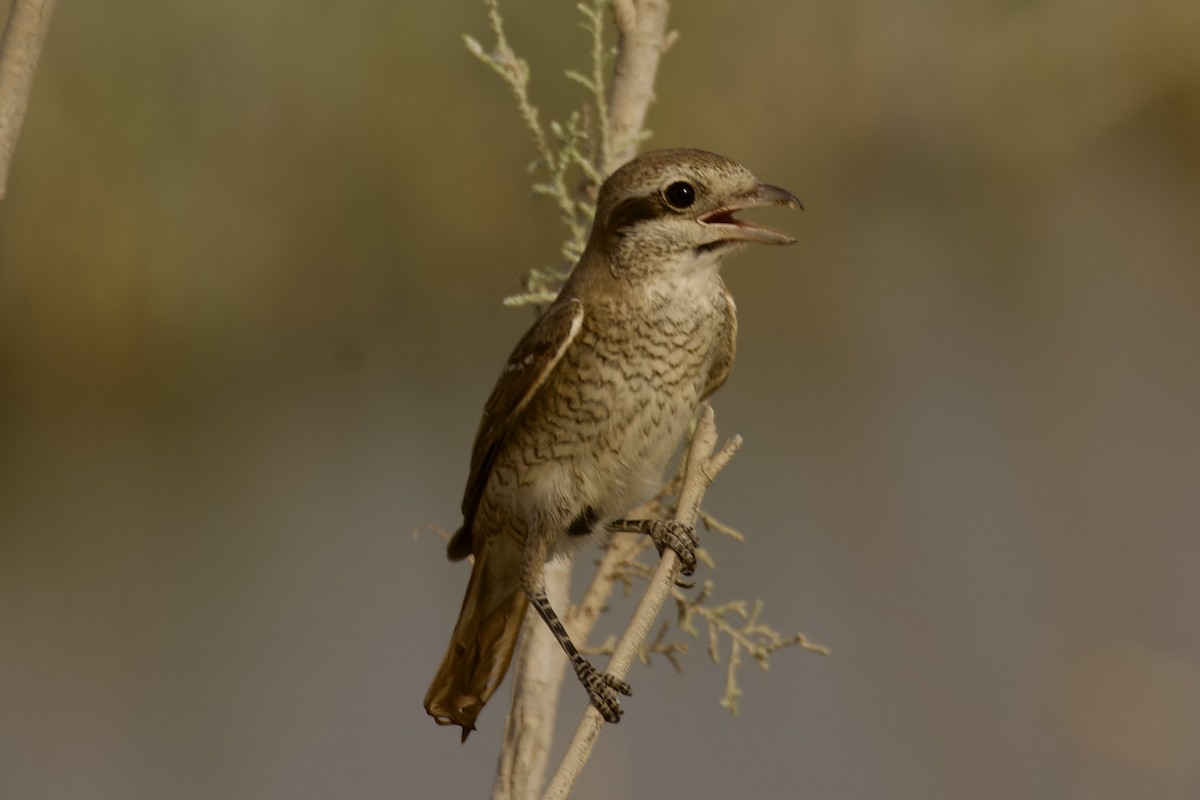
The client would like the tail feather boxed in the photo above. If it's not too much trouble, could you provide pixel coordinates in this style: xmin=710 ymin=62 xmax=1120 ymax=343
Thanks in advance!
xmin=424 ymin=541 xmax=527 ymax=740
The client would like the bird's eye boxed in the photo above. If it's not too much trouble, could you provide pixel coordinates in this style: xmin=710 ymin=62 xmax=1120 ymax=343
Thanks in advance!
xmin=662 ymin=181 xmax=697 ymax=210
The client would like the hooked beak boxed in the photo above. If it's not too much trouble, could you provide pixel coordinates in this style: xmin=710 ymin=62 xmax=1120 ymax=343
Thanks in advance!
xmin=698 ymin=183 xmax=803 ymax=245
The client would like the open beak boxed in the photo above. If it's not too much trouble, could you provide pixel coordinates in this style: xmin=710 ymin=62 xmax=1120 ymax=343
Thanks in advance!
xmin=698 ymin=183 xmax=803 ymax=245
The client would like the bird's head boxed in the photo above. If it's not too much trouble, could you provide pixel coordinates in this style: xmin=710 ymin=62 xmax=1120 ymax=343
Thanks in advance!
xmin=588 ymin=148 xmax=802 ymax=282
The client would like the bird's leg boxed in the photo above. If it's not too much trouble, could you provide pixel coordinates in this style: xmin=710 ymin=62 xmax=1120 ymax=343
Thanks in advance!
xmin=521 ymin=526 xmax=631 ymax=723
xmin=609 ymin=518 xmax=699 ymax=577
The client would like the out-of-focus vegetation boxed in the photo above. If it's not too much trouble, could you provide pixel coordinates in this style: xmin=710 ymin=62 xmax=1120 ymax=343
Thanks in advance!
xmin=2 ymin=1 xmax=1198 ymax=799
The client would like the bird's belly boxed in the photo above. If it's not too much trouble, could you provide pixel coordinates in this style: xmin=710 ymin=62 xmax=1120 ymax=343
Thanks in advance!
xmin=504 ymin=369 xmax=703 ymax=548
xmin=481 ymin=290 xmax=730 ymax=554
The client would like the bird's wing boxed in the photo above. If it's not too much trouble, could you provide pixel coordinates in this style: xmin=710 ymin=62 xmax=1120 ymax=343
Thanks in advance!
xmin=451 ymin=298 xmax=585 ymax=557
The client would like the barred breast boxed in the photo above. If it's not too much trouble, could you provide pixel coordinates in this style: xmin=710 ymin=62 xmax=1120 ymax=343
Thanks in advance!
xmin=481 ymin=280 xmax=734 ymax=553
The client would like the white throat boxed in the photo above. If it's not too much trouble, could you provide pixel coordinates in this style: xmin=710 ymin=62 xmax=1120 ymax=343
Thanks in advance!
xmin=643 ymin=246 xmax=728 ymax=301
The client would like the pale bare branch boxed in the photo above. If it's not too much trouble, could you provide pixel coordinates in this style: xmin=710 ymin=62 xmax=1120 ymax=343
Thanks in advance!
xmin=604 ymin=0 xmax=670 ymax=174
xmin=543 ymin=404 xmax=737 ymax=800
xmin=492 ymin=560 xmax=571 ymax=800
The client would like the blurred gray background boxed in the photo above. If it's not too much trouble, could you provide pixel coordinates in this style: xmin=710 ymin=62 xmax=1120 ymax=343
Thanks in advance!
xmin=2 ymin=0 xmax=1199 ymax=797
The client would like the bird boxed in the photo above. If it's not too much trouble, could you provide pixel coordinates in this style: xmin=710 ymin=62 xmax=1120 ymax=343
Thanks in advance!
xmin=424 ymin=148 xmax=801 ymax=740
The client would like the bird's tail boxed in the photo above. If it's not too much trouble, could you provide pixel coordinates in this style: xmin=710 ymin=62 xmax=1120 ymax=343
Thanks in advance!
xmin=424 ymin=539 xmax=527 ymax=741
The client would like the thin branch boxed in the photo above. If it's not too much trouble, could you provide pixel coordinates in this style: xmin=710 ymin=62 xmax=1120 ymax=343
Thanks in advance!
xmin=565 ymin=492 xmax=662 ymax=638
xmin=543 ymin=404 xmax=741 ymax=800
xmin=673 ymin=588 xmax=830 ymax=717
xmin=603 ymin=0 xmax=670 ymax=174
xmin=492 ymin=560 xmax=572 ymax=800
xmin=0 ymin=0 xmax=57 ymax=203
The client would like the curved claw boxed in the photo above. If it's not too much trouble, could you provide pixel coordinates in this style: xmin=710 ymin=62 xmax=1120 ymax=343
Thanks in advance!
xmin=609 ymin=519 xmax=701 ymax=576
xmin=577 ymin=661 xmax=632 ymax=723
xmin=603 ymin=672 xmax=632 ymax=696
xmin=653 ymin=521 xmax=699 ymax=576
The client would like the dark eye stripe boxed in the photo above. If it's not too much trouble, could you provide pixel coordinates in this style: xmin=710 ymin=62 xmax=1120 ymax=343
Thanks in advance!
xmin=606 ymin=194 xmax=664 ymax=232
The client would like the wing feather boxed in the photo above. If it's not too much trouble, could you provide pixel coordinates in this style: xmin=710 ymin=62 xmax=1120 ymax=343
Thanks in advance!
xmin=451 ymin=298 xmax=585 ymax=558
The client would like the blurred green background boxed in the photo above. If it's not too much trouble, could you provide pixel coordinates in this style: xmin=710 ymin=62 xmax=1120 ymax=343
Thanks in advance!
xmin=2 ymin=0 xmax=1199 ymax=797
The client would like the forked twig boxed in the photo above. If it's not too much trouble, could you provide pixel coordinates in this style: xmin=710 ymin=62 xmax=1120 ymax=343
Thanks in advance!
xmin=543 ymin=405 xmax=740 ymax=800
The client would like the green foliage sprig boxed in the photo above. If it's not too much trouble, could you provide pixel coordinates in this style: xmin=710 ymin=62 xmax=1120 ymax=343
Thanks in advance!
xmin=465 ymin=0 xmax=616 ymax=305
